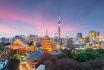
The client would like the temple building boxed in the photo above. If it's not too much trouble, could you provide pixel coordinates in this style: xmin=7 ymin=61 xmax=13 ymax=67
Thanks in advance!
xmin=6 ymin=39 xmax=32 ymax=51
xmin=41 ymin=29 xmax=53 ymax=51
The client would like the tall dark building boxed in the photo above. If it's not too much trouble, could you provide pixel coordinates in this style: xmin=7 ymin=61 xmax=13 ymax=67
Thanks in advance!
xmin=96 ymin=32 xmax=100 ymax=37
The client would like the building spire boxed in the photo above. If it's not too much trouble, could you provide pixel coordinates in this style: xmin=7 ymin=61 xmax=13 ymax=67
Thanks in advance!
xmin=59 ymin=16 xmax=61 ymax=20
xmin=46 ymin=28 xmax=47 ymax=36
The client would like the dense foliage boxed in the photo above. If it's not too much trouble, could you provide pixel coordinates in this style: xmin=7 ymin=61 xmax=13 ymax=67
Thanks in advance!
xmin=96 ymin=49 xmax=104 ymax=55
xmin=42 ymin=55 xmax=104 ymax=70
xmin=57 ymin=49 xmax=75 ymax=58
xmin=58 ymin=48 xmax=104 ymax=62
xmin=40 ymin=48 xmax=104 ymax=70
xmin=73 ymin=52 xmax=104 ymax=62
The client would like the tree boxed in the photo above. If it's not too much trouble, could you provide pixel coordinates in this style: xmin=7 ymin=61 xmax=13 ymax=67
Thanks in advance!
xmin=58 ymin=49 xmax=75 ymax=58
xmin=96 ymin=49 xmax=104 ymax=55
xmin=73 ymin=52 xmax=104 ymax=62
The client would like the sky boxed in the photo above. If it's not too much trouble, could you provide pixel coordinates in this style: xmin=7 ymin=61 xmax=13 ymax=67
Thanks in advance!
xmin=0 ymin=0 xmax=104 ymax=37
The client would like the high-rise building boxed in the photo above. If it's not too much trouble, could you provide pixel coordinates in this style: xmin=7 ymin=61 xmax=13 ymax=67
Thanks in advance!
xmin=15 ymin=35 xmax=25 ymax=42
xmin=89 ymin=31 xmax=96 ymax=38
xmin=89 ymin=31 xmax=100 ymax=39
xmin=77 ymin=32 xmax=82 ymax=39
xmin=67 ymin=38 xmax=73 ymax=49
xmin=96 ymin=32 xmax=100 ymax=38
xmin=28 ymin=34 xmax=38 ymax=41
xmin=54 ymin=33 xmax=58 ymax=42
xmin=1 ymin=37 xmax=9 ymax=44
xmin=82 ymin=37 xmax=89 ymax=43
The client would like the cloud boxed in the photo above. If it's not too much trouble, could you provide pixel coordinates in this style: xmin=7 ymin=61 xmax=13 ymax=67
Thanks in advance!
xmin=0 ymin=24 xmax=19 ymax=37
xmin=0 ymin=5 xmax=82 ymax=37
xmin=0 ymin=6 xmax=33 ymax=24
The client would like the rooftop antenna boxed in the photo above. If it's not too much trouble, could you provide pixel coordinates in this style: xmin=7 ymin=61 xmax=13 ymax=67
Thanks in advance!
xmin=59 ymin=16 xmax=61 ymax=20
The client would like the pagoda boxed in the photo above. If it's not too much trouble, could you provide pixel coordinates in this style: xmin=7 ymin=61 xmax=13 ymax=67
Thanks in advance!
xmin=41 ymin=28 xmax=53 ymax=51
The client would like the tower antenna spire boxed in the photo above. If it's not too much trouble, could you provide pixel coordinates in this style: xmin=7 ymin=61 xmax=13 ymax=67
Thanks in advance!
xmin=59 ymin=16 xmax=61 ymax=20
xmin=46 ymin=28 xmax=47 ymax=36
xmin=58 ymin=16 xmax=62 ymax=39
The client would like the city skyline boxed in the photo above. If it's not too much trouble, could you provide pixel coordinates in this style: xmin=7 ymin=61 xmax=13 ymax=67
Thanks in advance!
xmin=0 ymin=0 xmax=104 ymax=37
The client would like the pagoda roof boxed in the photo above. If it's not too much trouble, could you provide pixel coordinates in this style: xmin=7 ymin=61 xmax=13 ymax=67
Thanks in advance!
xmin=6 ymin=39 xmax=29 ymax=49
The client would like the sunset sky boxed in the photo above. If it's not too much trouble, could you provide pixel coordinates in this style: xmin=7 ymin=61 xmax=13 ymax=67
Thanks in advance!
xmin=0 ymin=0 xmax=104 ymax=37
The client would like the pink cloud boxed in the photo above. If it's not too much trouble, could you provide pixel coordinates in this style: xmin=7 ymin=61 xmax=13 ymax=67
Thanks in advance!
xmin=63 ymin=26 xmax=80 ymax=32
xmin=0 ymin=6 xmax=82 ymax=37
xmin=0 ymin=6 xmax=33 ymax=24
xmin=0 ymin=24 xmax=19 ymax=36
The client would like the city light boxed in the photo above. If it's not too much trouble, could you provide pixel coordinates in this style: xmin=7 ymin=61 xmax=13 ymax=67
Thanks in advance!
xmin=19 ymin=62 xmax=31 ymax=70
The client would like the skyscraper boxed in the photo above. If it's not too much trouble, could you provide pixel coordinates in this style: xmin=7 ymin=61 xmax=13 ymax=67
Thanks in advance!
xmin=89 ymin=31 xmax=96 ymax=39
xmin=96 ymin=32 xmax=100 ymax=38
xmin=89 ymin=31 xmax=100 ymax=39
xmin=77 ymin=32 xmax=82 ymax=39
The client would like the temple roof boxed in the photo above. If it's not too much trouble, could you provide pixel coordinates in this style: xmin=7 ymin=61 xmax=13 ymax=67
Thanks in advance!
xmin=12 ymin=39 xmax=23 ymax=45
xmin=27 ymin=50 xmax=43 ymax=60
xmin=6 ymin=39 xmax=29 ymax=50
